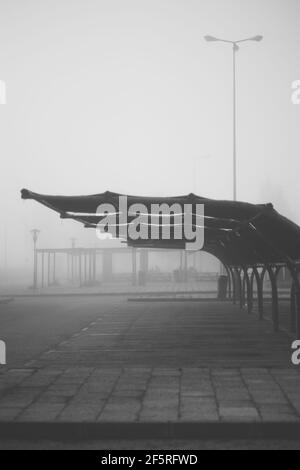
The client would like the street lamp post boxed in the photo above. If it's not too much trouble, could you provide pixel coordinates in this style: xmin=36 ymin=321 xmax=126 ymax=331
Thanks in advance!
xmin=30 ymin=229 xmax=40 ymax=289
xmin=70 ymin=238 xmax=76 ymax=284
xmin=204 ymin=35 xmax=263 ymax=201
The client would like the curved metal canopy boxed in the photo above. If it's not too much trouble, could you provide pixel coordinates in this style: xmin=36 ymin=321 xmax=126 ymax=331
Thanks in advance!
xmin=21 ymin=188 xmax=300 ymax=268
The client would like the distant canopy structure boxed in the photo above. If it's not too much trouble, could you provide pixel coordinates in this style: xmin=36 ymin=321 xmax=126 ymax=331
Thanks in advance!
xmin=21 ymin=188 xmax=300 ymax=337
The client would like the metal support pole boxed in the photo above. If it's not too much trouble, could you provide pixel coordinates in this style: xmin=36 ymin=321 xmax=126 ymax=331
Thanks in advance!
xmin=84 ymin=252 xmax=87 ymax=285
xmin=266 ymin=266 xmax=279 ymax=332
xmin=252 ymin=267 xmax=264 ymax=320
xmin=132 ymin=249 xmax=137 ymax=286
xmin=184 ymin=251 xmax=188 ymax=283
xmin=287 ymin=266 xmax=300 ymax=339
xmin=93 ymin=252 xmax=97 ymax=283
xmin=35 ymin=251 xmax=39 ymax=288
xmin=41 ymin=252 xmax=45 ymax=288
xmin=242 ymin=274 xmax=246 ymax=308
xmin=79 ymin=252 xmax=82 ymax=287
xmin=47 ymin=252 xmax=51 ymax=287
xmin=234 ymin=268 xmax=242 ymax=308
xmin=53 ymin=253 xmax=56 ymax=284
xmin=180 ymin=251 xmax=183 ymax=280
xmin=233 ymin=44 xmax=237 ymax=201
xmin=140 ymin=250 xmax=149 ymax=286
xmin=243 ymin=268 xmax=252 ymax=314
xmin=230 ymin=267 xmax=237 ymax=304
xmin=88 ymin=252 xmax=92 ymax=284
xmin=290 ymin=283 xmax=296 ymax=333
xmin=71 ymin=252 xmax=74 ymax=284
xmin=295 ymin=282 xmax=300 ymax=339
xmin=33 ymin=243 xmax=37 ymax=289
xmin=224 ymin=265 xmax=232 ymax=299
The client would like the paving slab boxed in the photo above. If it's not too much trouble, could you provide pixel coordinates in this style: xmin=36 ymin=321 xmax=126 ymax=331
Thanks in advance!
xmin=0 ymin=366 xmax=299 ymax=427
xmin=0 ymin=298 xmax=299 ymax=438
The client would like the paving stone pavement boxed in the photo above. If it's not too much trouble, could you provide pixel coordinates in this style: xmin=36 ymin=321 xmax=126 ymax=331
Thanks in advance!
xmin=0 ymin=299 xmax=299 ymax=425
xmin=0 ymin=366 xmax=300 ymax=423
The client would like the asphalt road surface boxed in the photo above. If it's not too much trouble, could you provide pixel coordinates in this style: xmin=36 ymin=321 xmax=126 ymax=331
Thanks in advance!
xmin=0 ymin=297 xmax=115 ymax=369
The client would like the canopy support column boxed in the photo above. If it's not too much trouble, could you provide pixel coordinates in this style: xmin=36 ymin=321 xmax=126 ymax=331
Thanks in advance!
xmin=243 ymin=268 xmax=252 ymax=314
xmin=53 ymin=253 xmax=56 ymax=285
xmin=224 ymin=265 xmax=232 ymax=300
xmin=229 ymin=267 xmax=237 ymax=304
xmin=140 ymin=250 xmax=149 ymax=286
xmin=89 ymin=251 xmax=93 ymax=285
xmin=290 ymin=283 xmax=296 ymax=334
xmin=47 ymin=253 xmax=51 ymax=287
xmin=251 ymin=267 xmax=264 ymax=320
xmin=287 ymin=266 xmax=300 ymax=339
xmin=184 ymin=251 xmax=188 ymax=283
xmin=266 ymin=265 xmax=279 ymax=332
xmin=93 ymin=252 xmax=97 ymax=284
xmin=132 ymin=249 xmax=137 ymax=286
xmin=234 ymin=268 xmax=243 ymax=308
xmin=71 ymin=251 xmax=75 ymax=285
xmin=35 ymin=251 xmax=39 ymax=289
xmin=296 ymin=281 xmax=300 ymax=340
xmin=103 ymin=250 xmax=113 ymax=283
xmin=84 ymin=252 xmax=87 ymax=285
xmin=41 ymin=252 xmax=45 ymax=288
xmin=79 ymin=252 xmax=82 ymax=287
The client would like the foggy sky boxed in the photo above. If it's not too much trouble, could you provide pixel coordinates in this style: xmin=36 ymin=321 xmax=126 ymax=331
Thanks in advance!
xmin=0 ymin=0 xmax=299 ymax=269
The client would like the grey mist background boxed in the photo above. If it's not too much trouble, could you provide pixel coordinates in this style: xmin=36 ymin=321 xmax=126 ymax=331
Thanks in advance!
xmin=0 ymin=0 xmax=299 ymax=280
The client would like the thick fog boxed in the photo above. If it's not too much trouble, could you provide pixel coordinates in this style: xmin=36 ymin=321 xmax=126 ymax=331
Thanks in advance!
xmin=0 ymin=0 xmax=299 ymax=282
